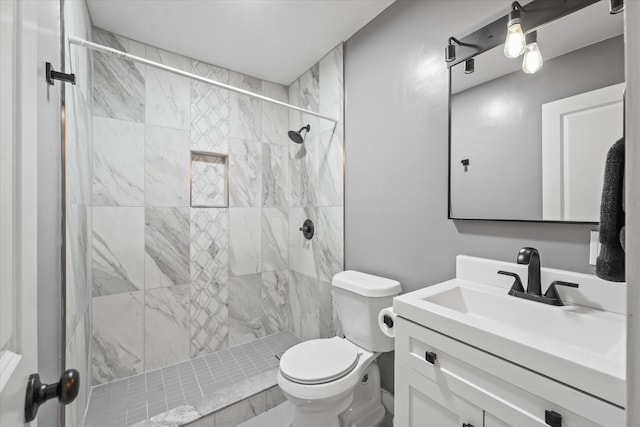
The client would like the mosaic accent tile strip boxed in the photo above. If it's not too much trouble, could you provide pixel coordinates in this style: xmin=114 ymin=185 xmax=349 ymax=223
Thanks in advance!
xmin=83 ymin=331 xmax=299 ymax=426
xmin=190 ymin=208 xmax=229 ymax=286
xmin=191 ymin=60 xmax=230 ymax=153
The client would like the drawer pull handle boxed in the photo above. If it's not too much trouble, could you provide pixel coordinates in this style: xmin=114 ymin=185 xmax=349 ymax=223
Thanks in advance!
xmin=425 ymin=351 xmax=437 ymax=364
xmin=545 ymin=410 xmax=562 ymax=427
xmin=462 ymin=424 xmax=474 ymax=427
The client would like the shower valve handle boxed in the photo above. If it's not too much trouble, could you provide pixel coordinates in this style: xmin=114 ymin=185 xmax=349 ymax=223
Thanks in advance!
xmin=299 ymin=219 xmax=315 ymax=240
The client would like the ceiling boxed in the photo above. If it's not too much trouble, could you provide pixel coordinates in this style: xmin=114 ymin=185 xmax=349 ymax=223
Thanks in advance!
xmin=86 ymin=0 xmax=394 ymax=85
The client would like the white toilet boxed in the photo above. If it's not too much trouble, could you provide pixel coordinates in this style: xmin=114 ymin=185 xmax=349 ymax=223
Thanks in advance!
xmin=277 ymin=270 xmax=401 ymax=427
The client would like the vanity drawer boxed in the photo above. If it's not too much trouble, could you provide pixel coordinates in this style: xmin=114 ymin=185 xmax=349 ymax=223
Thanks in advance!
xmin=395 ymin=317 xmax=624 ymax=426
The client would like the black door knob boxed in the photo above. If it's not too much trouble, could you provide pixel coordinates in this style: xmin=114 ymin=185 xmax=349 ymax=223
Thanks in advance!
xmin=25 ymin=369 xmax=80 ymax=422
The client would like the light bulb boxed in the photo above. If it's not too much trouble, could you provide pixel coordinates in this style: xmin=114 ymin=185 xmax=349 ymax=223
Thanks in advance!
xmin=522 ymin=42 xmax=543 ymax=74
xmin=504 ymin=23 xmax=526 ymax=58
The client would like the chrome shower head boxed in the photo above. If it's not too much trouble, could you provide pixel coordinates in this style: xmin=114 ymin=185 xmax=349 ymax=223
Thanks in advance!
xmin=288 ymin=124 xmax=311 ymax=144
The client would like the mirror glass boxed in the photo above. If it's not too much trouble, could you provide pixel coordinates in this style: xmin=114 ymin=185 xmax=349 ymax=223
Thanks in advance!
xmin=449 ymin=1 xmax=624 ymax=222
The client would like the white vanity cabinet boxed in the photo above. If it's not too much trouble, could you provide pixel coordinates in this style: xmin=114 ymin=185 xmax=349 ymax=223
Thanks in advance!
xmin=394 ymin=316 xmax=624 ymax=427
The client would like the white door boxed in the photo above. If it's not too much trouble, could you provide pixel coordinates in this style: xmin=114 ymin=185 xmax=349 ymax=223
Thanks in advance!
xmin=0 ymin=0 xmax=54 ymax=425
xmin=542 ymin=83 xmax=625 ymax=221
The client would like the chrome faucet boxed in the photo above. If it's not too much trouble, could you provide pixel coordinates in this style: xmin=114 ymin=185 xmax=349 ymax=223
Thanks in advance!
xmin=517 ymin=247 xmax=542 ymax=296
xmin=498 ymin=247 xmax=579 ymax=306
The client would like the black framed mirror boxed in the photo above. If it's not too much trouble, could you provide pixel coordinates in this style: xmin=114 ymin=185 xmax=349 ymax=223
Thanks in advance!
xmin=448 ymin=0 xmax=624 ymax=223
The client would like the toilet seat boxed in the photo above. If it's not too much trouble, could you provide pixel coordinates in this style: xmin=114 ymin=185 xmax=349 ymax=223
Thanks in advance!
xmin=280 ymin=338 xmax=361 ymax=385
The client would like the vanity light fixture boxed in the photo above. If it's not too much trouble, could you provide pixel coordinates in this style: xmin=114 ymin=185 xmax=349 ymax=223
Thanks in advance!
xmin=445 ymin=37 xmax=463 ymax=62
xmin=504 ymin=1 xmax=526 ymax=59
xmin=609 ymin=0 xmax=624 ymax=14
xmin=464 ymin=58 xmax=475 ymax=74
xmin=522 ymin=31 xmax=543 ymax=74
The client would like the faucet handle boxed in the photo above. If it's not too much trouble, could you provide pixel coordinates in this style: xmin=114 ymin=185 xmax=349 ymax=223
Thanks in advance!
xmin=498 ymin=270 xmax=524 ymax=293
xmin=544 ymin=281 xmax=579 ymax=306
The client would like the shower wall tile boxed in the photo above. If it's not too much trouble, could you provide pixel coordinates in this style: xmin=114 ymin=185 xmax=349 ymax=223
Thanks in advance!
xmin=92 ymin=291 xmax=144 ymax=384
xmin=191 ymin=60 xmax=230 ymax=153
xmin=92 ymin=117 xmax=145 ymax=206
xmin=262 ymin=143 xmax=288 ymax=208
xmin=65 ymin=2 xmax=93 ymax=423
xmin=229 ymin=274 xmax=265 ymax=346
xmin=287 ymin=80 xmax=302 ymax=135
xmin=261 ymin=270 xmax=290 ymax=335
xmin=315 ymin=206 xmax=344 ymax=282
xmin=318 ymin=280 xmax=336 ymax=338
xmin=144 ymin=285 xmax=191 ymax=370
xmin=92 ymin=28 xmax=145 ymax=123
xmin=262 ymin=207 xmax=288 ymax=272
xmin=190 ymin=208 xmax=229 ymax=286
xmin=289 ymin=139 xmax=318 ymax=207
xmin=332 ymin=289 xmax=344 ymax=338
xmin=145 ymin=124 xmax=190 ymax=206
xmin=145 ymin=46 xmax=191 ymax=129
xmin=230 ymin=138 xmax=262 ymax=207
xmin=292 ymin=63 xmax=320 ymax=133
xmin=65 ymin=310 xmax=90 ymax=427
xmin=319 ymin=43 xmax=344 ymax=133
xmin=66 ymin=1 xmax=92 ymax=101
xmin=229 ymin=72 xmax=262 ymax=141
xmin=66 ymin=203 xmax=91 ymax=335
xmin=92 ymin=206 xmax=145 ymax=297
xmin=288 ymin=207 xmax=317 ymax=279
xmin=65 ymin=88 xmax=92 ymax=205
xmin=145 ymin=207 xmax=190 ymax=288
xmin=317 ymin=126 xmax=344 ymax=207
xmin=261 ymin=81 xmax=288 ymax=146
xmin=191 ymin=280 xmax=229 ymax=357
xmin=229 ymin=208 xmax=262 ymax=276
xmin=288 ymin=270 xmax=320 ymax=340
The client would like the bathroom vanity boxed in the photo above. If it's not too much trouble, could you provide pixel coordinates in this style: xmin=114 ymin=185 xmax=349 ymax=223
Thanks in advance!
xmin=393 ymin=256 xmax=626 ymax=426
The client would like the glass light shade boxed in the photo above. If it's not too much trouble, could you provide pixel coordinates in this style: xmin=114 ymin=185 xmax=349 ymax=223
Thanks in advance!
xmin=504 ymin=23 xmax=526 ymax=58
xmin=522 ymin=42 xmax=543 ymax=74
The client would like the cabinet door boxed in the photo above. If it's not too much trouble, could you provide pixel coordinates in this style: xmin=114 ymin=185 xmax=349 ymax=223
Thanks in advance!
xmin=484 ymin=412 xmax=513 ymax=427
xmin=395 ymin=360 xmax=483 ymax=427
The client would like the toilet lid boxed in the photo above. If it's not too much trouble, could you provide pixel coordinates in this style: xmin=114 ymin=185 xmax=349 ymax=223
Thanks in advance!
xmin=279 ymin=338 xmax=360 ymax=385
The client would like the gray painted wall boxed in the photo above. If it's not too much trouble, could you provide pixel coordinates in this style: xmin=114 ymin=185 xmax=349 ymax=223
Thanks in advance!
xmin=451 ymin=36 xmax=624 ymax=220
xmin=344 ymin=0 xmax=598 ymax=391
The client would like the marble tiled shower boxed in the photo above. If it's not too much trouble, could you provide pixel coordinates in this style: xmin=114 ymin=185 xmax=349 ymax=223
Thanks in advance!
xmin=63 ymin=2 xmax=344 ymax=423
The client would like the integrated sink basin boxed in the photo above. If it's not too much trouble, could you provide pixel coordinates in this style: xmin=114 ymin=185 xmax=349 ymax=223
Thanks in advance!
xmin=422 ymin=282 xmax=624 ymax=361
xmin=393 ymin=257 xmax=626 ymax=408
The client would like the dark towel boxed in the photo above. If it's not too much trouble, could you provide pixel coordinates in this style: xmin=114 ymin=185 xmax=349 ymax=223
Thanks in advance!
xmin=596 ymin=137 xmax=625 ymax=282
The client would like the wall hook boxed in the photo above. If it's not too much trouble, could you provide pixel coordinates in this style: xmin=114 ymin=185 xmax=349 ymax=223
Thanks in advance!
xmin=461 ymin=159 xmax=470 ymax=172
xmin=45 ymin=62 xmax=76 ymax=86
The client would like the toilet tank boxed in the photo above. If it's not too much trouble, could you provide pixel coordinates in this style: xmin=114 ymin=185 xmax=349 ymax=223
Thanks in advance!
xmin=332 ymin=271 xmax=401 ymax=353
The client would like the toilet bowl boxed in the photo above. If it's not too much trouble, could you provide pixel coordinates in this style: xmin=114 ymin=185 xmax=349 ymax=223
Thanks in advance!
xmin=277 ymin=271 xmax=401 ymax=427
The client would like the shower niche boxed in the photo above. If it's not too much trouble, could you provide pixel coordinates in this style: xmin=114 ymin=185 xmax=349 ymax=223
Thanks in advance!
xmin=190 ymin=151 xmax=229 ymax=208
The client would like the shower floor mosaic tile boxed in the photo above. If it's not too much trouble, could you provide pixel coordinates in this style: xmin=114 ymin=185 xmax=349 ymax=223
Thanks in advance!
xmin=84 ymin=331 xmax=300 ymax=426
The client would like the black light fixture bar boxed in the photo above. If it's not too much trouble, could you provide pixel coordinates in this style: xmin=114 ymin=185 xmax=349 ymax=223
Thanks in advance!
xmin=446 ymin=0 xmax=599 ymax=68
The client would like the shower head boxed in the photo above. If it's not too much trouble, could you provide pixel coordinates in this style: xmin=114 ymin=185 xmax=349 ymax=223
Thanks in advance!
xmin=288 ymin=124 xmax=311 ymax=144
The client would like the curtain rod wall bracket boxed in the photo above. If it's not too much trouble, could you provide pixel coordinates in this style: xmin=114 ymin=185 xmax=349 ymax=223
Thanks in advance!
xmin=45 ymin=62 xmax=76 ymax=86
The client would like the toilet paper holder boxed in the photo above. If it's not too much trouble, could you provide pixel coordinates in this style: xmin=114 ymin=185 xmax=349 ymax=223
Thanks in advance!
xmin=382 ymin=314 xmax=394 ymax=329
